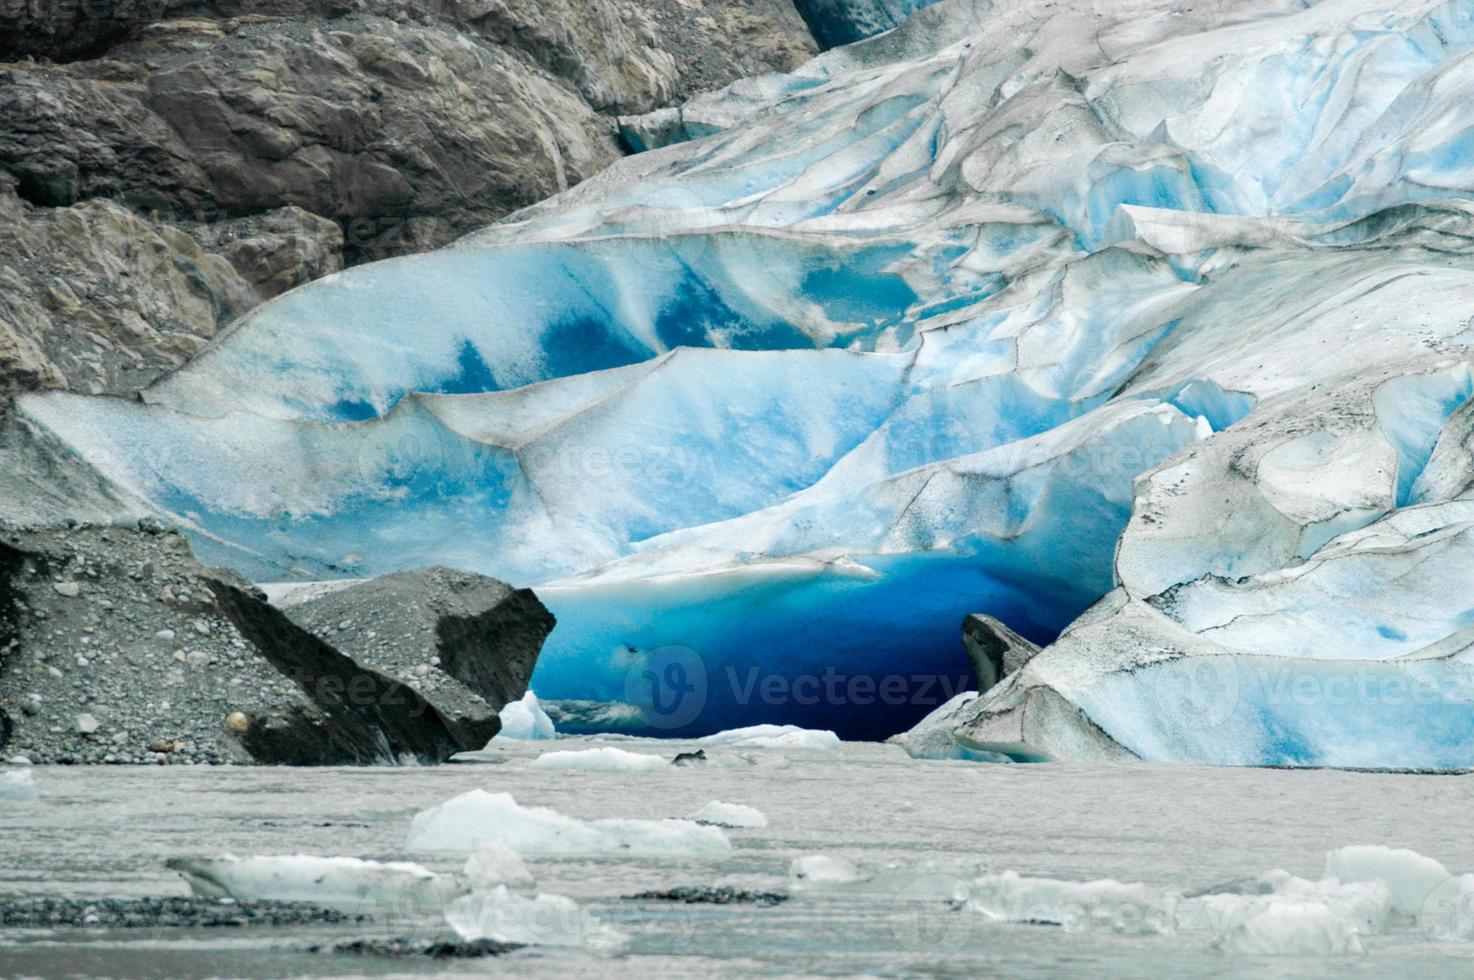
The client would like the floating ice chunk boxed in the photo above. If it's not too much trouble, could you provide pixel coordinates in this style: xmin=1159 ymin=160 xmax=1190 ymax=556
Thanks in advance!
xmin=164 ymin=854 xmax=464 ymax=909
xmin=463 ymin=839 xmax=535 ymax=891
xmin=698 ymin=725 xmax=841 ymax=751
xmin=789 ymin=855 xmax=868 ymax=889
xmin=971 ymin=870 xmax=1178 ymax=934
xmin=0 ymin=769 xmax=38 ymax=801
xmin=1324 ymin=846 xmax=1452 ymax=920
xmin=1210 ymin=898 xmax=1369 ymax=955
xmin=688 ymin=801 xmax=768 ymax=829
xmin=528 ymin=747 xmax=670 ymax=772
xmin=445 ymin=886 xmax=626 ymax=949
xmin=495 ymin=692 xmax=557 ymax=741
xmin=1191 ymin=871 xmax=1392 ymax=946
xmin=405 ymin=790 xmax=732 ymax=859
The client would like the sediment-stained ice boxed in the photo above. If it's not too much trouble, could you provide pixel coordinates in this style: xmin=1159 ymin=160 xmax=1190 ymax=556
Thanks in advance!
xmin=164 ymin=854 xmax=465 ymax=909
xmin=12 ymin=0 xmax=1474 ymax=750
xmin=688 ymin=801 xmax=769 ymax=828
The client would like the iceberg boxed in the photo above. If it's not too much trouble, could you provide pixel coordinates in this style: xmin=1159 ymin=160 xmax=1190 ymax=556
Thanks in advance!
xmin=698 ymin=725 xmax=842 ymax=751
xmin=688 ymin=801 xmax=769 ymax=829
xmin=405 ymin=790 xmax=733 ymax=859
xmin=962 ymin=845 xmax=1474 ymax=955
xmin=493 ymin=692 xmax=557 ymax=742
xmin=164 ymin=854 xmax=465 ymax=910
xmin=527 ymin=747 xmax=670 ymax=772
xmin=444 ymin=886 xmax=627 ymax=950
xmin=463 ymin=839 xmax=536 ymax=891
xmin=0 ymin=769 xmax=38 ymax=801
xmin=11 ymin=0 xmax=1474 ymax=750
xmin=788 ymin=854 xmax=869 ymax=889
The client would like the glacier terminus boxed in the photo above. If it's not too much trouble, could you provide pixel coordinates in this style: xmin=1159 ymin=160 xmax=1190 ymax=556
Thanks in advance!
xmin=9 ymin=0 xmax=1474 ymax=763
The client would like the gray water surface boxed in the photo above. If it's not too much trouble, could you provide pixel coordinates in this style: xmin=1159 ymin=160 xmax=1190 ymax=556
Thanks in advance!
xmin=3 ymin=739 xmax=1473 ymax=978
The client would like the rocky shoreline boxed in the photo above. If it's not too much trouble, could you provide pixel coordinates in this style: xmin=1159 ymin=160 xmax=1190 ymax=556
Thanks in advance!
xmin=0 ymin=523 xmax=553 ymax=765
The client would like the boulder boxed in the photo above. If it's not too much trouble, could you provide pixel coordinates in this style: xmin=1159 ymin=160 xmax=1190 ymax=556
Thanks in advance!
xmin=961 ymin=614 xmax=1041 ymax=693
xmin=269 ymin=569 xmax=554 ymax=748
xmin=0 ymin=525 xmax=552 ymax=764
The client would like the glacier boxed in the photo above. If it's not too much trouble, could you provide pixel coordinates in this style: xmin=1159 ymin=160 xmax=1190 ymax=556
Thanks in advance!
xmin=10 ymin=0 xmax=1474 ymax=753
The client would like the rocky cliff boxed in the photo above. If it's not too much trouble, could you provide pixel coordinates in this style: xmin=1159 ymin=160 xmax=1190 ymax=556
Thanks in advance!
xmin=0 ymin=0 xmax=816 ymax=414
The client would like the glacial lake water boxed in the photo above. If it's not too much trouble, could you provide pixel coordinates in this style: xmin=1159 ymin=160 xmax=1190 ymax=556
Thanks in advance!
xmin=3 ymin=738 xmax=1473 ymax=978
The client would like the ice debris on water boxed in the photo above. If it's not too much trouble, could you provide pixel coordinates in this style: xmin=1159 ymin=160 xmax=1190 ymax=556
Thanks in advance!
xmin=492 ymin=692 xmax=557 ymax=742
xmin=698 ymin=726 xmax=841 ymax=752
xmin=463 ymin=839 xmax=536 ymax=891
xmin=962 ymin=845 xmax=1474 ymax=956
xmin=0 ymin=769 xmax=38 ymax=801
xmin=164 ymin=854 xmax=466 ymax=910
xmin=445 ymin=886 xmax=626 ymax=950
xmin=405 ymin=790 xmax=733 ymax=859
xmin=527 ymin=747 xmax=670 ymax=772
xmin=688 ymin=801 xmax=769 ymax=829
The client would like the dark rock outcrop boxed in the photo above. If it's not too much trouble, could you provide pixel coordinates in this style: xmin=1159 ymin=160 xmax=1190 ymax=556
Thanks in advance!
xmin=961 ymin=613 xmax=1040 ymax=693
xmin=270 ymin=568 xmax=554 ymax=749
xmin=0 ymin=1 xmax=815 ymax=418
xmin=0 ymin=524 xmax=550 ymax=765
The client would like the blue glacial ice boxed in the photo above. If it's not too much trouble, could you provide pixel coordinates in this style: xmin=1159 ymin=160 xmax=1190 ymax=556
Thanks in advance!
xmin=13 ymin=0 xmax=1474 ymax=753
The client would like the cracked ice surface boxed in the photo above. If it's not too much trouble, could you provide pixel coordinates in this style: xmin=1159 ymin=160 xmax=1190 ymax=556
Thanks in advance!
xmin=14 ymin=0 xmax=1474 ymax=747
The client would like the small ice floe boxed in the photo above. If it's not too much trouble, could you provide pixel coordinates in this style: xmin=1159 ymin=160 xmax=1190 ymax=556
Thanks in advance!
xmin=698 ymin=725 xmax=840 ymax=751
xmin=492 ymin=691 xmax=557 ymax=741
xmin=464 ymin=839 xmax=535 ymax=890
xmin=0 ymin=768 xmax=38 ymax=801
xmin=406 ymin=790 xmax=732 ymax=859
xmin=445 ymin=886 xmax=626 ymax=949
xmin=688 ymin=801 xmax=768 ymax=829
xmin=972 ymin=870 xmax=1178 ymax=934
xmin=165 ymin=854 xmax=466 ymax=910
xmin=528 ymin=747 xmax=669 ymax=772
xmin=963 ymin=844 xmax=1474 ymax=955
xmin=788 ymin=855 xmax=868 ymax=890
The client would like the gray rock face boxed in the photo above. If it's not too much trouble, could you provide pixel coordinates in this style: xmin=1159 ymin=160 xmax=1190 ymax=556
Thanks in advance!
xmin=0 ymin=1 xmax=814 ymax=416
xmin=0 ymin=176 xmax=340 ymax=414
xmin=270 ymin=568 xmax=554 ymax=749
xmin=961 ymin=614 xmax=1040 ymax=693
xmin=0 ymin=525 xmax=551 ymax=765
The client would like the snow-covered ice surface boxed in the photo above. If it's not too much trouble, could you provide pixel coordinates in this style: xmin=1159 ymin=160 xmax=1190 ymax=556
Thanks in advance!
xmin=12 ymin=0 xmax=1474 ymax=752
xmin=6 ymin=742 xmax=1474 ymax=977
